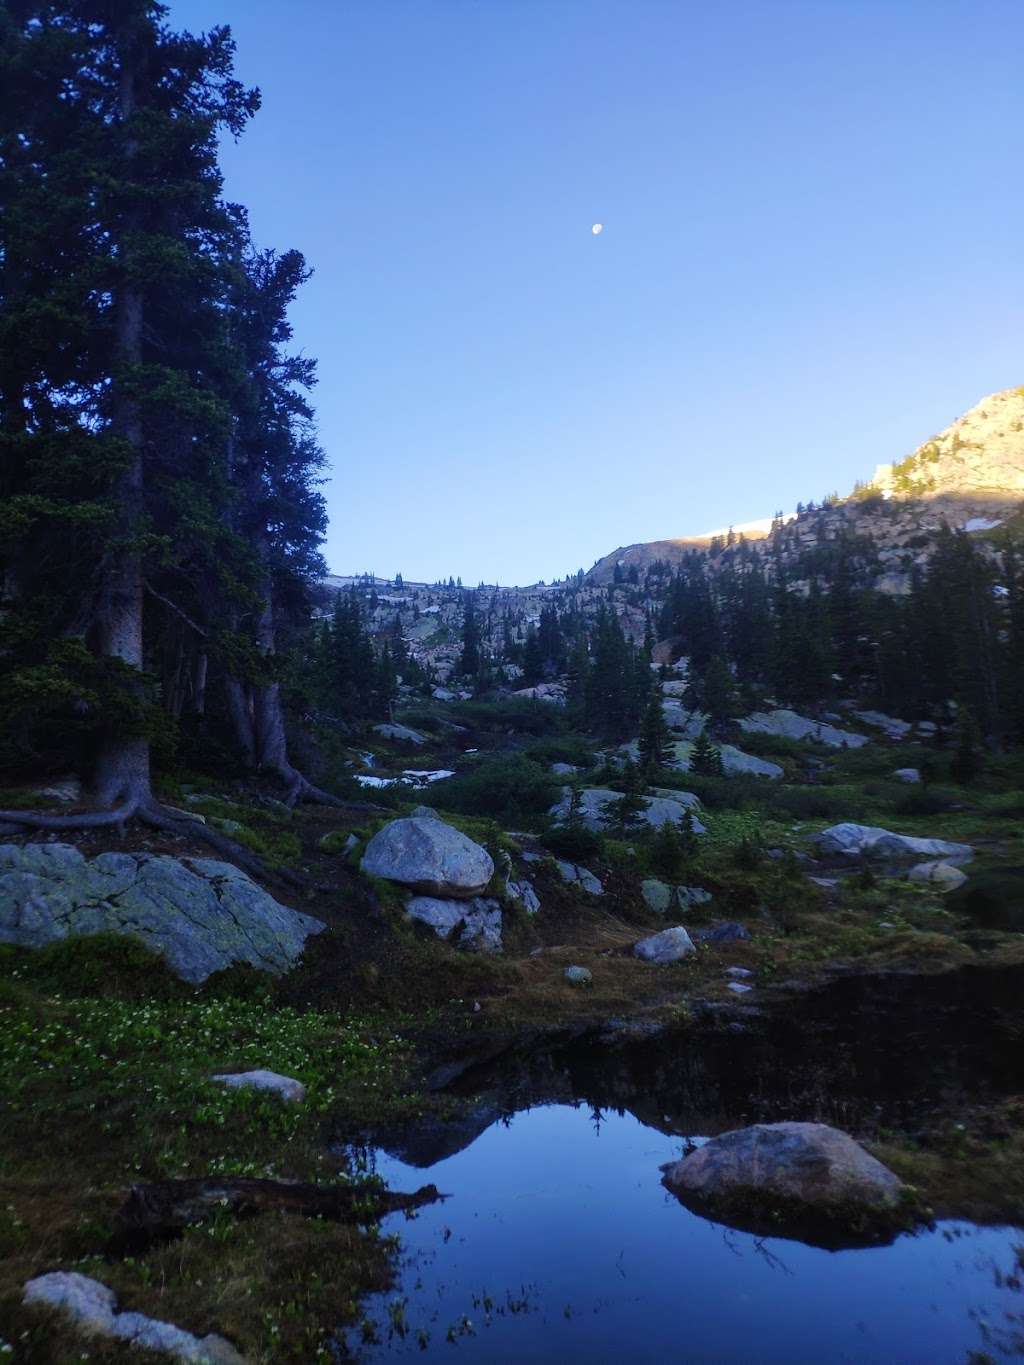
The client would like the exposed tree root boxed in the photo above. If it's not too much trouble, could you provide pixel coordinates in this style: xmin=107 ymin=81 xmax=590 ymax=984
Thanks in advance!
xmin=0 ymin=799 xmax=141 ymax=832
xmin=276 ymin=762 xmax=346 ymax=810
xmin=0 ymin=797 xmax=308 ymax=892
xmin=139 ymin=802 xmax=309 ymax=891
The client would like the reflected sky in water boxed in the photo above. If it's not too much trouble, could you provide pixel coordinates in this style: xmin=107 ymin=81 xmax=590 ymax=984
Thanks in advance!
xmin=350 ymin=1104 xmax=1024 ymax=1364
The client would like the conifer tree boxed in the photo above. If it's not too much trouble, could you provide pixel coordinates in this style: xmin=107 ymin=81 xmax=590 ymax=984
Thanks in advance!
xmin=700 ymin=655 xmax=737 ymax=733
xmin=689 ymin=727 xmax=724 ymax=777
xmin=638 ymin=692 xmax=674 ymax=774
xmin=950 ymin=705 xmax=982 ymax=786
xmin=460 ymin=589 xmax=480 ymax=677
xmin=610 ymin=758 xmax=646 ymax=831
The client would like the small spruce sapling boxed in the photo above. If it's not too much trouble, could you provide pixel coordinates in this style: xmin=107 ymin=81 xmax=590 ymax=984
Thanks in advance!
xmin=690 ymin=727 xmax=724 ymax=777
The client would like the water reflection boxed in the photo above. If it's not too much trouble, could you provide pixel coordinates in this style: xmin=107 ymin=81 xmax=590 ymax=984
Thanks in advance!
xmin=347 ymin=1105 xmax=1024 ymax=1364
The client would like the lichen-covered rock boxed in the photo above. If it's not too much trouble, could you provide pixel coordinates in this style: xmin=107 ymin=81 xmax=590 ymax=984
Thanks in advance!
xmin=634 ymin=925 xmax=695 ymax=963
xmin=23 ymin=1272 xmax=244 ymax=1362
xmin=642 ymin=879 xmax=673 ymax=913
xmin=0 ymin=844 xmax=323 ymax=985
xmin=211 ymin=1070 xmax=306 ymax=1103
xmin=662 ymin=1122 xmax=908 ymax=1246
xmin=406 ymin=895 xmax=503 ymax=952
xmin=361 ymin=816 xmax=494 ymax=898
xmin=814 ymin=823 xmax=973 ymax=862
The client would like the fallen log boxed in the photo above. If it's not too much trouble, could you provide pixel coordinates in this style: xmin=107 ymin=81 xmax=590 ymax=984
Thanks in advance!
xmin=112 ymin=1176 xmax=444 ymax=1252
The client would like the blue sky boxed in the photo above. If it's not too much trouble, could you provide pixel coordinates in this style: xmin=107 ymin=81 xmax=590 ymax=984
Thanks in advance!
xmin=173 ymin=0 xmax=1024 ymax=585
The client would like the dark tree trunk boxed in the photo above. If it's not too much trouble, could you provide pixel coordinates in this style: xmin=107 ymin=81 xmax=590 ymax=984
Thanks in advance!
xmin=91 ymin=36 xmax=149 ymax=811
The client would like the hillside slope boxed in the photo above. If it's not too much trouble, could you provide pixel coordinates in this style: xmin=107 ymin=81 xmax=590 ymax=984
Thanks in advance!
xmin=586 ymin=388 xmax=1024 ymax=586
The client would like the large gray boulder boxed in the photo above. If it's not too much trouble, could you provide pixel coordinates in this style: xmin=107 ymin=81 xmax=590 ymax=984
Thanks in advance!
xmin=739 ymin=709 xmax=868 ymax=749
xmin=907 ymin=860 xmax=968 ymax=891
xmin=23 ymin=1272 xmax=244 ymax=1363
xmin=634 ymin=925 xmax=695 ymax=963
xmin=361 ymin=816 xmax=494 ymax=898
xmin=814 ymin=823 xmax=973 ymax=862
xmin=662 ymin=1122 xmax=908 ymax=1246
xmin=549 ymin=787 xmax=705 ymax=833
xmin=0 ymin=844 xmax=323 ymax=985
xmin=406 ymin=895 xmax=503 ymax=952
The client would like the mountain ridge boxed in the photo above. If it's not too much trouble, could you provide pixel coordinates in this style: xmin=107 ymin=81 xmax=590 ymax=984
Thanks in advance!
xmin=584 ymin=387 xmax=1024 ymax=586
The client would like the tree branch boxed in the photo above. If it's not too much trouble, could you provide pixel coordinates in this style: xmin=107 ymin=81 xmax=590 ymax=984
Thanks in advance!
xmin=143 ymin=581 xmax=207 ymax=637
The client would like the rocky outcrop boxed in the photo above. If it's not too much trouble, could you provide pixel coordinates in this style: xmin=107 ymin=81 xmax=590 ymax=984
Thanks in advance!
xmin=662 ymin=1122 xmax=908 ymax=1246
xmin=0 ymin=844 xmax=323 ymax=985
xmin=361 ymin=816 xmax=494 ymax=898
xmin=739 ymin=709 xmax=868 ymax=749
xmin=406 ymin=895 xmax=503 ymax=952
xmin=549 ymin=787 xmax=705 ymax=833
xmin=668 ymin=740 xmax=784 ymax=779
xmin=634 ymin=926 xmax=695 ymax=963
xmin=23 ymin=1272 xmax=244 ymax=1363
xmin=814 ymin=823 xmax=973 ymax=862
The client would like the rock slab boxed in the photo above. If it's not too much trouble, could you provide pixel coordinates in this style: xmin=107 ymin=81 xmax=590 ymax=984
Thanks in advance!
xmin=361 ymin=817 xmax=494 ymax=898
xmin=739 ymin=709 xmax=868 ymax=749
xmin=0 ymin=844 xmax=324 ymax=985
xmin=550 ymin=787 xmax=705 ymax=834
xmin=24 ymin=1272 xmax=244 ymax=1363
xmin=814 ymin=823 xmax=972 ymax=862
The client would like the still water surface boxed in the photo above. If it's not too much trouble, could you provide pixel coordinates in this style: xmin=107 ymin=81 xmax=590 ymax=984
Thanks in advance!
xmin=349 ymin=1103 xmax=1024 ymax=1364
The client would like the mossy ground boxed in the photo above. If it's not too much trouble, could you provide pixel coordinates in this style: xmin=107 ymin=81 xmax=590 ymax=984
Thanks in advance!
xmin=0 ymin=939 xmax=426 ymax=1362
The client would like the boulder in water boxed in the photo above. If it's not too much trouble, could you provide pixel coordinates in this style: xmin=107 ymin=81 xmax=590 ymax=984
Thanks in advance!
xmin=662 ymin=1121 xmax=911 ymax=1247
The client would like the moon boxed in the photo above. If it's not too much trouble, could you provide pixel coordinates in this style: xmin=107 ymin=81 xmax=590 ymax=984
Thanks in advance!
xmin=591 ymin=223 xmax=604 ymax=235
